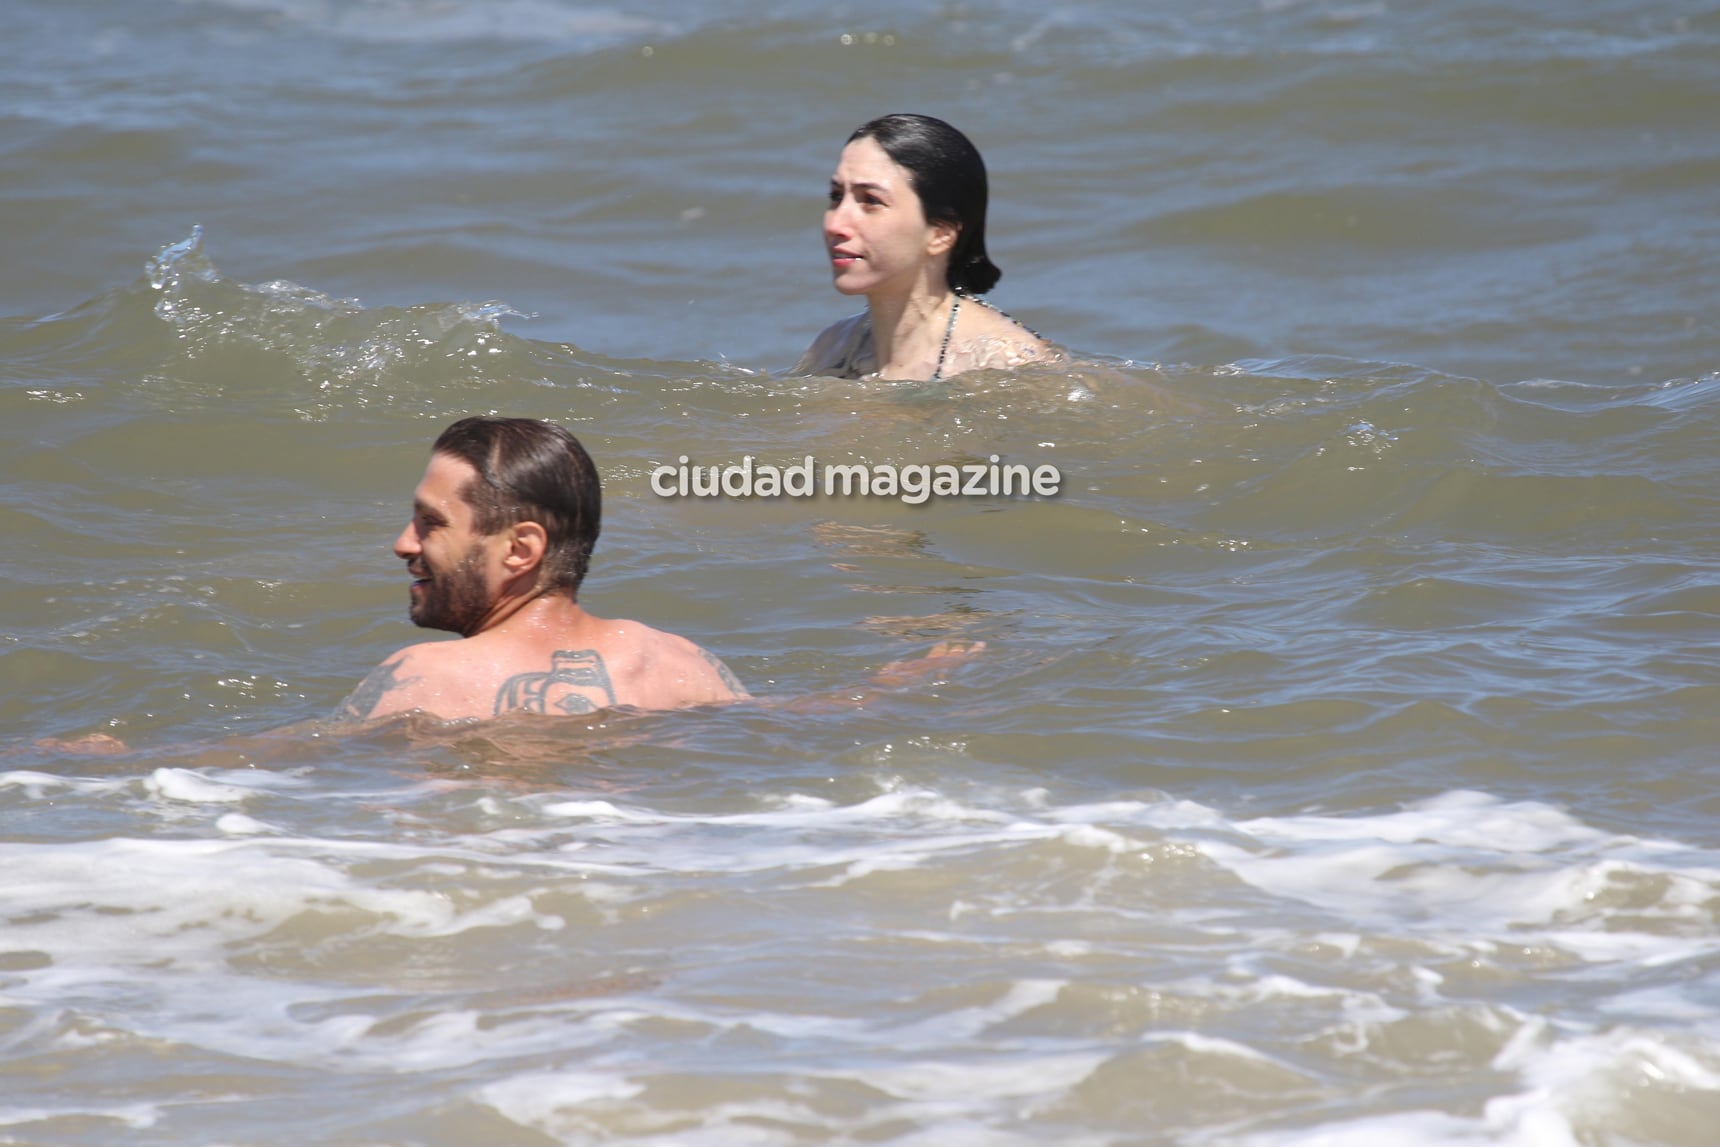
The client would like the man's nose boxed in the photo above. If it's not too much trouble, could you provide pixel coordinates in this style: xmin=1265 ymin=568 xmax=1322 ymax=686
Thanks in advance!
xmin=393 ymin=522 xmax=419 ymax=559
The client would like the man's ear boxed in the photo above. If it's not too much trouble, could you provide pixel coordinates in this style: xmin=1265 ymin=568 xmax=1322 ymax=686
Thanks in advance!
xmin=503 ymin=521 xmax=548 ymax=576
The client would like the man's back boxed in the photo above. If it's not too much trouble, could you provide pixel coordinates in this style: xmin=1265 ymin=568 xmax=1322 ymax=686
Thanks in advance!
xmin=339 ymin=604 xmax=747 ymax=723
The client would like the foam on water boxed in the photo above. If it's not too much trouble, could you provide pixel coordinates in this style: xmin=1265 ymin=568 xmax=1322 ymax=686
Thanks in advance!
xmin=4 ymin=763 xmax=1714 ymax=1141
xmin=1205 ymin=791 xmax=1720 ymax=948
xmin=131 ymin=228 xmax=552 ymax=416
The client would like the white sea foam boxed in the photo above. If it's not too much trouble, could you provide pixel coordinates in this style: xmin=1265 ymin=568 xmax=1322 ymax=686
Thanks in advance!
xmin=145 ymin=766 xmax=251 ymax=803
xmin=0 ymin=1102 xmax=162 ymax=1131
xmin=214 ymin=812 xmax=272 ymax=835
xmin=1189 ymin=792 xmax=1719 ymax=945
xmin=479 ymin=1071 xmax=645 ymax=1134
xmin=0 ymin=770 xmax=130 ymax=799
xmin=0 ymin=834 xmax=569 ymax=972
xmin=1238 ymin=1024 xmax=1720 ymax=1147
xmin=2 ymin=779 xmax=1715 ymax=1139
xmin=855 ymin=1050 xmax=1110 ymax=1103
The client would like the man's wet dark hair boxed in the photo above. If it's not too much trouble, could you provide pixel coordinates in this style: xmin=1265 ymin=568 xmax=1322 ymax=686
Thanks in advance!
xmin=432 ymin=416 xmax=601 ymax=595
xmin=848 ymin=113 xmax=1002 ymax=296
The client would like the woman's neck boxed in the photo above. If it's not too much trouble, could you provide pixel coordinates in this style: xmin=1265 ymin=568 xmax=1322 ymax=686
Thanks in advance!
xmin=866 ymin=278 xmax=956 ymax=379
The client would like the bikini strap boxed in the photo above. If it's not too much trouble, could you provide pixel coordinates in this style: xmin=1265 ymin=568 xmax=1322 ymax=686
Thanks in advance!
xmin=930 ymin=295 xmax=962 ymax=383
xmin=967 ymin=293 xmax=1046 ymax=343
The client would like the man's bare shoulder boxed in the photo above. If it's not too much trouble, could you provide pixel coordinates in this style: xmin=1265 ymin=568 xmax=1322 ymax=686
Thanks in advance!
xmin=602 ymin=620 xmax=750 ymax=708
xmin=332 ymin=640 xmax=457 ymax=723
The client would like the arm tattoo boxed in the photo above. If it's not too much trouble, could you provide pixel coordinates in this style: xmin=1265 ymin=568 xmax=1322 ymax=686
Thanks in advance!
xmin=495 ymin=649 xmax=618 ymax=716
xmin=335 ymin=658 xmax=418 ymax=721
xmin=698 ymin=647 xmax=746 ymax=696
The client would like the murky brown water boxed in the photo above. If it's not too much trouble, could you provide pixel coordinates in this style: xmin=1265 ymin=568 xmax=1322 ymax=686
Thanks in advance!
xmin=4 ymin=2 xmax=1719 ymax=1143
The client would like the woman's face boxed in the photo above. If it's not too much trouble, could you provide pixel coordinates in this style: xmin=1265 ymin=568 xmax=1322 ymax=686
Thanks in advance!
xmin=824 ymin=137 xmax=955 ymax=298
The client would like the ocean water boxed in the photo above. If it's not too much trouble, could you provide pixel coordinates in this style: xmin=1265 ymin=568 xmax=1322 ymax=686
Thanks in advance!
xmin=4 ymin=1 xmax=1720 ymax=1143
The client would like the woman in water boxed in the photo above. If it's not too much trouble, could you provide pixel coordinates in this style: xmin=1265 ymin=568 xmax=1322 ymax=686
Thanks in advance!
xmin=794 ymin=113 xmax=1052 ymax=381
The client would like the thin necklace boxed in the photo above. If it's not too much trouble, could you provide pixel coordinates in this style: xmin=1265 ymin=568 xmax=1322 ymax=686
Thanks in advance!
xmin=929 ymin=294 xmax=962 ymax=382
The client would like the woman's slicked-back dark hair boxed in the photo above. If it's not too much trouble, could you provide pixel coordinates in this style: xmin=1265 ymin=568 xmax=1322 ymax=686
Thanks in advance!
xmin=849 ymin=113 xmax=1002 ymax=295
xmin=432 ymin=416 xmax=601 ymax=595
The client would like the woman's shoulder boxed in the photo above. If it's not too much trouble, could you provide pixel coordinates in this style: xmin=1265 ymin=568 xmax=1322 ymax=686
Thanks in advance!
xmin=792 ymin=312 xmax=873 ymax=378
xmin=953 ymin=297 xmax=1056 ymax=373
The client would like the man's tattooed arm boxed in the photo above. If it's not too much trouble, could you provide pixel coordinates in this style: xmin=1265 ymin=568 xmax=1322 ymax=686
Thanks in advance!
xmin=698 ymin=647 xmax=749 ymax=698
xmin=495 ymin=649 xmax=618 ymax=716
xmin=334 ymin=658 xmax=420 ymax=722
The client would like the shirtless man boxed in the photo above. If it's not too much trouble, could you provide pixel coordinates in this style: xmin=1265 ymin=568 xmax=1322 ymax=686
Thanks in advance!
xmin=33 ymin=418 xmax=976 ymax=753
xmin=336 ymin=416 xmax=747 ymax=722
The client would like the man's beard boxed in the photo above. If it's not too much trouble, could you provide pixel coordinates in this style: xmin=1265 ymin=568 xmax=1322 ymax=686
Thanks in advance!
xmin=408 ymin=543 xmax=492 ymax=635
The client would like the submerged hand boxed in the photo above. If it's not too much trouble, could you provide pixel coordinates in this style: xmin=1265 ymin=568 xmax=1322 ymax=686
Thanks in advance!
xmin=871 ymin=640 xmax=987 ymax=688
xmin=33 ymin=732 xmax=131 ymax=756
